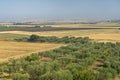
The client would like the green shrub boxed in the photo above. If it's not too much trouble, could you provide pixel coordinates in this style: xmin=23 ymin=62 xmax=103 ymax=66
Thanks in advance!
xmin=10 ymin=73 xmax=29 ymax=80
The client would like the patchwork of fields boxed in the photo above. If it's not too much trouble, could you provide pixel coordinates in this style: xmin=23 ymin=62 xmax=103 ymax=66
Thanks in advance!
xmin=0 ymin=23 xmax=120 ymax=62
xmin=0 ymin=23 xmax=120 ymax=80
xmin=1 ymin=29 xmax=120 ymax=42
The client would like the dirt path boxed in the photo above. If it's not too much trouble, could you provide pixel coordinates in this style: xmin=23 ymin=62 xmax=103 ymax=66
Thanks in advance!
xmin=114 ymin=75 xmax=120 ymax=80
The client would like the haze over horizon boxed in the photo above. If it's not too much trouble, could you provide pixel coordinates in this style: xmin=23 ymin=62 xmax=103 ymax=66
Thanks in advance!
xmin=0 ymin=0 xmax=120 ymax=22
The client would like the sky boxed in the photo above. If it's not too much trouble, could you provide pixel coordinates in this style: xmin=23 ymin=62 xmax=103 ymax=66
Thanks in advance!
xmin=0 ymin=0 xmax=120 ymax=21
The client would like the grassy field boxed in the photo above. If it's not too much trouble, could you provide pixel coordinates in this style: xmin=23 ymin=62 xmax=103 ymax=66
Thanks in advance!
xmin=49 ymin=22 xmax=120 ymax=28
xmin=1 ymin=29 xmax=120 ymax=42
xmin=0 ymin=33 xmax=29 ymax=41
xmin=0 ymin=41 xmax=63 ymax=62
xmin=0 ymin=30 xmax=64 ymax=63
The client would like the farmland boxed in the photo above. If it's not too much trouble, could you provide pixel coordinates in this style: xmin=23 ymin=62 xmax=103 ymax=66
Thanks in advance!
xmin=0 ymin=26 xmax=114 ymax=32
xmin=1 ymin=28 xmax=120 ymax=42
xmin=0 ymin=0 xmax=120 ymax=79
xmin=0 ymin=23 xmax=120 ymax=80
xmin=0 ymin=34 xmax=120 ymax=80
xmin=0 ymin=40 xmax=64 ymax=62
xmin=1 ymin=23 xmax=120 ymax=42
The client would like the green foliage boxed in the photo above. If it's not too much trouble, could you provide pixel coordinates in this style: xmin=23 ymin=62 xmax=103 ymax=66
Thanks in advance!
xmin=97 ymin=68 xmax=117 ymax=80
xmin=7 ymin=59 xmax=21 ymax=73
xmin=40 ymin=70 xmax=73 ymax=80
xmin=0 ymin=35 xmax=120 ymax=80
xmin=73 ymin=70 xmax=95 ymax=80
xmin=28 ymin=34 xmax=40 ymax=42
xmin=0 ymin=78 xmax=8 ymax=80
xmin=18 ymin=34 xmax=90 ymax=44
xmin=0 ymin=33 xmax=28 ymax=40
xmin=25 ymin=54 xmax=39 ymax=62
xmin=26 ymin=63 xmax=52 ymax=80
xmin=52 ymin=70 xmax=73 ymax=80
xmin=10 ymin=73 xmax=29 ymax=80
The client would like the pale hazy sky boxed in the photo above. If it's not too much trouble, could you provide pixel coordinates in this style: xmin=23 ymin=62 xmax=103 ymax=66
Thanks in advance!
xmin=0 ymin=0 xmax=120 ymax=21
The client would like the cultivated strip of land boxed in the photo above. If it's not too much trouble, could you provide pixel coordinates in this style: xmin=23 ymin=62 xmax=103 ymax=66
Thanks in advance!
xmin=0 ymin=41 xmax=64 ymax=62
xmin=1 ymin=29 xmax=120 ymax=42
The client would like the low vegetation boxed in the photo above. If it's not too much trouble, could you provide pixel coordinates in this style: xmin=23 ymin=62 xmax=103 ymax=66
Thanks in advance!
xmin=0 ymin=33 xmax=29 ymax=41
xmin=1 ymin=28 xmax=120 ymax=42
xmin=15 ymin=34 xmax=90 ymax=44
xmin=0 ymin=35 xmax=120 ymax=80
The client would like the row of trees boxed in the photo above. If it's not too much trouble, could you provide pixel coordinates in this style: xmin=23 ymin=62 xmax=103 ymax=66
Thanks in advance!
xmin=15 ymin=34 xmax=90 ymax=44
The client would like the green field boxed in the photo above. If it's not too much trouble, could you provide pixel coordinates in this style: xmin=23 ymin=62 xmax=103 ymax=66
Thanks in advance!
xmin=0 ymin=33 xmax=29 ymax=41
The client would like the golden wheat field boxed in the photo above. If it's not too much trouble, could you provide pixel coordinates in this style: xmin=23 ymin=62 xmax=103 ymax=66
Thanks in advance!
xmin=0 ymin=41 xmax=63 ymax=62
xmin=1 ymin=28 xmax=120 ymax=42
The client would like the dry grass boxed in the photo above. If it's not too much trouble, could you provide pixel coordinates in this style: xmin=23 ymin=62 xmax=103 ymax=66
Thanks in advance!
xmin=1 ymin=29 xmax=120 ymax=42
xmin=1 ymin=23 xmax=120 ymax=42
xmin=49 ymin=23 xmax=120 ymax=28
xmin=0 ymin=41 xmax=64 ymax=62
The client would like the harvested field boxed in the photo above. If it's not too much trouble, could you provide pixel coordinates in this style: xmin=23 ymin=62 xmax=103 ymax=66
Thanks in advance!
xmin=1 ymin=29 xmax=120 ymax=42
xmin=0 ymin=41 xmax=63 ymax=62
